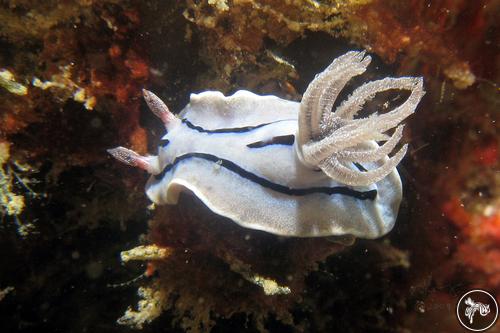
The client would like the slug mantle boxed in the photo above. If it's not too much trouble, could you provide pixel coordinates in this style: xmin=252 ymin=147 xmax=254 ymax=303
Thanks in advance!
xmin=108 ymin=51 xmax=425 ymax=239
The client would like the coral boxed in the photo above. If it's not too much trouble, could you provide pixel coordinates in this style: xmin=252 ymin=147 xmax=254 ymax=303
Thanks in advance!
xmin=0 ymin=0 xmax=118 ymax=42
xmin=230 ymin=260 xmax=292 ymax=296
xmin=0 ymin=2 xmax=156 ymax=329
xmin=443 ymin=62 xmax=476 ymax=90
xmin=118 ymin=197 xmax=346 ymax=331
xmin=121 ymin=244 xmax=172 ymax=263
xmin=118 ymin=283 xmax=168 ymax=329
xmin=0 ymin=69 xmax=27 ymax=95
xmin=0 ymin=286 xmax=14 ymax=302
xmin=32 ymin=65 xmax=97 ymax=110
xmin=0 ymin=0 xmax=150 ymax=155
xmin=0 ymin=1 xmax=155 ymax=243
xmin=181 ymin=0 xmax=496 ymax=96
xmin=183 ymin=0 xmax=372 ymax=88
xmin=0 ymin=141 xmax=36 ymax=236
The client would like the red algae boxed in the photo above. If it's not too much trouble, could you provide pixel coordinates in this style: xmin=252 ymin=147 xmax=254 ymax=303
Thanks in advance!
xmin=348 ymin=0 xmax=497 ymax=88
xmin=474 ymin=139 xmax=498 ymax=167
xmin=441 ymin=197 xmax=500 ymax=292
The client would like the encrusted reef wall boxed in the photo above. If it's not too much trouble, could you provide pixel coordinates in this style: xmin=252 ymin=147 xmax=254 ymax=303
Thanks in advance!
xmin=0 ymin=1 xmax=498 ymax=332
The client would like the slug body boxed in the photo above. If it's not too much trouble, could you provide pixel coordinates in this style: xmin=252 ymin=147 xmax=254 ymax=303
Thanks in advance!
xmin=109 ymin=51 xmax=424 ymax=239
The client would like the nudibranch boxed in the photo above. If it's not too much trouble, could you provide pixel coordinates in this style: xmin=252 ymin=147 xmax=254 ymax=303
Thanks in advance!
xmin=108 ymin=51 xmax=424 ymax=239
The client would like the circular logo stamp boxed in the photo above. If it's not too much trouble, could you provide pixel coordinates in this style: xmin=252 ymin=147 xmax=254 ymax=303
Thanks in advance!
xmin=456 ymin=289 xmax=498 ymax=331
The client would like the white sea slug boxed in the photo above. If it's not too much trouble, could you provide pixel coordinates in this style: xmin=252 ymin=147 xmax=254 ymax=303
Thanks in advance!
xmin=108 ymin=51 xmax=424 ymax=239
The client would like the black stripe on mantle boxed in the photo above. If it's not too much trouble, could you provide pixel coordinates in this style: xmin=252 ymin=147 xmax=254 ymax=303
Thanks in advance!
xmin=246 ymin=135 xmax=295 ymax=148
xmin=181 ymin=118 xmax=293 ymax=134
xmin=154 ymin=152 xmax=377 ymax=201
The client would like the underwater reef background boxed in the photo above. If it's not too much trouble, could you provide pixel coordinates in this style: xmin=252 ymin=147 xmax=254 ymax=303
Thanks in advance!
xmin=0 ymin=0 xmax=498 ymax=332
